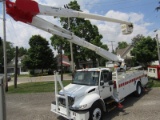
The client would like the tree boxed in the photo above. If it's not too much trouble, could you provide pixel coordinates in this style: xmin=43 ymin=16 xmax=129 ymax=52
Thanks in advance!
xmin=51 ymin=1 xmax=108 ymax=68
xmin=0 ymin=38 xmax=3 ymax=72
xmin=131 ymin=35 xmax=157 ymax=68
xmin=156 ymin=1 xmax=160 ymax=11
xmin=0 ymin=38 xmax=15 ymax=66
xmin=23 ymin=35 xmax=55 ymax=73
xmin=132 ymin=34 xmax=144 ymax=45
xmin=0 ymin=37 xmax=2 ymax=46
xmin=18 ymin=47 xmax=28 ymax=57
xmin=117 ymin=41 xmax=128 ymax=49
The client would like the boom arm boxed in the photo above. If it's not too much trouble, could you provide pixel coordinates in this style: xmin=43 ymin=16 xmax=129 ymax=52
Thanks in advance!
xmin=6 ymin=0 xmax=133 ymax=62
xmin=31 ymin=16 xmax=123 ymax=61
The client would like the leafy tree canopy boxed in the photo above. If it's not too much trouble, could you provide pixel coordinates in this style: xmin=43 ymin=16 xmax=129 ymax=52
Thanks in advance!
xmin=156 ymin=1 xmax=160 ymax=11
xmin=117 ymin=41 xmax=128 ymax=49
xmin=0 ymin=37 xmax=2 ymax=46
xmin=131 ymin=35 xmax=157 ymax=68
xmin=18 ymin=47 xmax=28 ymax=57
xmin=51 ymin=1 xmax=108 ymax=68
xmin=23 ymin=35 xmax=55 ymax=73
xmin=0 ymin=38 xmax=15 ymax=65
xmin=132 ymin=34 xmax=144 ymax=45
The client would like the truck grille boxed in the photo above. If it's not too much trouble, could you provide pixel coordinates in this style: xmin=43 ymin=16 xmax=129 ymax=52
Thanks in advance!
xmin=58 ymin=96 xmax=74 ymax=107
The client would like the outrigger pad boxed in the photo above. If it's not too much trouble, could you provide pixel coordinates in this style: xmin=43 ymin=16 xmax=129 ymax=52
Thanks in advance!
xmin=117 ymin=103 xmax=123 ymax=109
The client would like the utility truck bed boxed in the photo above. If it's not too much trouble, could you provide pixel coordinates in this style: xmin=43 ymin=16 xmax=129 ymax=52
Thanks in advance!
xmin=113 ymin=70 xmax=148 ymax=101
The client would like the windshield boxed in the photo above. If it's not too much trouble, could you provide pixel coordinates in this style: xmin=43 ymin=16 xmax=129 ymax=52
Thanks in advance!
xmin=72 ymin=71 xmax=100 ymax=86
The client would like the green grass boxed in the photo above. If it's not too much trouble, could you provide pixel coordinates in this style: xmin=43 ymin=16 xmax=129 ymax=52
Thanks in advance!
xmin=147 ymin=78 xmax=160 ymax=88
xmin=7 ymin=78 xmax=160 ymax=94
xmin=7 ymin=80 xmax=72 ymax=94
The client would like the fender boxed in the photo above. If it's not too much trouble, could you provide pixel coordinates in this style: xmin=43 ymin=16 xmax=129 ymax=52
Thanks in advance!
xmin=135 ymin=79 xmax=141 ymax=90
xmin=71 ymin=93 xmax=104 ymax=110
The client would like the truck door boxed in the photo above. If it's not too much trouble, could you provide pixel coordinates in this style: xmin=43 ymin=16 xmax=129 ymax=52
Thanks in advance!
xmin=99 ymin=70 xmax=113 ymax=99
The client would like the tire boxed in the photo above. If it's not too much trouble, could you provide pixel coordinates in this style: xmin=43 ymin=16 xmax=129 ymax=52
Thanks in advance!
xmin=89 ymin=102 xmax=103 ymax=120
xmin=134 ymin=82 xmax=142 ymax=97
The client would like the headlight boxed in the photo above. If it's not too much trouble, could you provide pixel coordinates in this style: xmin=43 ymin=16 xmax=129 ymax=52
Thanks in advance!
xmin=70 ymin=104 xmax=88 ymax=110
xmin=79 ymin=104 xmax=87 ymax=109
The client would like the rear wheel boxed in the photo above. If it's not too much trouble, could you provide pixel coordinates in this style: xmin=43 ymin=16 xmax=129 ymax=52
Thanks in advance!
xmin=89 ymin=103 xmax=103 ymax=120
xmin=134 ymin=82 xmax=142 ymax=97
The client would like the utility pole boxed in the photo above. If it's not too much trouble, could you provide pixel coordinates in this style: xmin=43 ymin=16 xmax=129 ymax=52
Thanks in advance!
xmin=60 ymin=43 xmax=63 ymax=81
xmin=14 ymin=46 xmax=18 ymax=88
xmin=156 ymin=34 xmax=160 ymax=65
xmin=154 ymin=30 xmax=160 ymax=65
xmin=64 ymin=4 xmax=74 ymax=75
xmin=109 ymin=41 xmax=115 ymax=53
xmin=1 ymin=0 xmax=7 ymax=119
xmin=68 ymin=17 xmax=74 ymax=76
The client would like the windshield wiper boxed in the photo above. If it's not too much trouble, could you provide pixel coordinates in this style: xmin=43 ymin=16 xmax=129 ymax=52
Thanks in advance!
xmin=72 ymin=82 xmax=87 ymax=85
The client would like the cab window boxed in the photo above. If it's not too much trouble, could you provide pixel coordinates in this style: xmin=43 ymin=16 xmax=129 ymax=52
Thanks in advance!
xmin=101 ymin=70 xmax=110 ymax=83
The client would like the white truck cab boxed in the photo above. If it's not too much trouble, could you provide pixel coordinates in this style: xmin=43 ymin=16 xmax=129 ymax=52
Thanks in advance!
xmin=60 ymin=68 xmax=113 ymax=109
xmin=51 ymin=68 xmax=114 ymax=120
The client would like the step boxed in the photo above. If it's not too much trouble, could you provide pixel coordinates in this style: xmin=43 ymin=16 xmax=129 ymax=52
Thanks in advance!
xmin=107 ymin=106 xmax=116 ymax=112
xmin=105 ymin=99 xmax=115 ymax=105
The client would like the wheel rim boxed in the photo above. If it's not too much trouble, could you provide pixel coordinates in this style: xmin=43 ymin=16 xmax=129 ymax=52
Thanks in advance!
xmin=92 ymin=108 xmax=101 ymax=120
xmin=138 ymin=85 xmax=141 ymax=95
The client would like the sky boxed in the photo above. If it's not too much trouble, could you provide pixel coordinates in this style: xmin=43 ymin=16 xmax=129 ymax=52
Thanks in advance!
xmin=0 ymin=0 xmax=160 ymax=53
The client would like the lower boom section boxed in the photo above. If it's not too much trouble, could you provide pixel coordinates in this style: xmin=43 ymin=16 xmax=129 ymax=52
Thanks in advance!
xmin=51 ymin=102 xmax=89 ymax=120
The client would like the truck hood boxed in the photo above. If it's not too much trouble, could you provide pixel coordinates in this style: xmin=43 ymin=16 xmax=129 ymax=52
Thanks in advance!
xmin=59 ymin=84 xmax=97 ymax=99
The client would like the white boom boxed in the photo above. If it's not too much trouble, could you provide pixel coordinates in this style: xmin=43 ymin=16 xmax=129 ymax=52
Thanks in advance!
xmin=6 ymin=0 xmax=133 ymax=62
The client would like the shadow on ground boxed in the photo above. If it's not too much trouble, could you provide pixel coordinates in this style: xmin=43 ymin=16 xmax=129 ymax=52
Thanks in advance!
xmin=56 ymin=88 xmax=151 ymax=120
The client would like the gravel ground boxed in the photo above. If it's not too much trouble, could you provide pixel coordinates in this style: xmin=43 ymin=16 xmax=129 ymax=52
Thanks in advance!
xmin=6 ymin=88 xmax=160 ymax=120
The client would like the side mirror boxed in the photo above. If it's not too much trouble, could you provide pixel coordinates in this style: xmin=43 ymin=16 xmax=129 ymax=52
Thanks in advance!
xmin=100 ymin=81 xmax=104 ymax=86
xmin=108 ymin=80 xmax=114 ymax=85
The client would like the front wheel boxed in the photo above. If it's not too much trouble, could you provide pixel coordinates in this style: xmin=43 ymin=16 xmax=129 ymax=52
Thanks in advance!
xmin=89 ymin=103 xmax=103 ymax=120
xmin=134 ymin=82 xmax=142 ymax=97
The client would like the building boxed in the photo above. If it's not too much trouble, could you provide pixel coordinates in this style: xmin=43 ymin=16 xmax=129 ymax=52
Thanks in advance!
xmin=148 ymin=65 xmax=160 ymax=80
xmin=7 ymin=56 xmax=29 ymax=75
xmin=56 ymin=54 xmax=71 ymax=72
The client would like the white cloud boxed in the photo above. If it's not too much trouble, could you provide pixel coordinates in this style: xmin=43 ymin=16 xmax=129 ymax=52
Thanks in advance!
xmin=0 ymin=0 xmax=153 ymax=54
xmin=6 ymin=19 xmax=52 ymax=48
xmin=87 ymin=10 xmax=152 ymax=51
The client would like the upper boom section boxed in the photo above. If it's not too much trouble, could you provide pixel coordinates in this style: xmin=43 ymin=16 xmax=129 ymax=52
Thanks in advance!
xmin=6 ymin=0 xmax=133 ymax=35
xmin=5 ymin=0 xmax=134 ymax=62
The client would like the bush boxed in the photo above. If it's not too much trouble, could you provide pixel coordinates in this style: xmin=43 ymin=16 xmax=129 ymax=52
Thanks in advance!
xmin=48 ymin=69 xmax=53 ymax=75
xmin=29 ymin=70 xmax=35 ymax=75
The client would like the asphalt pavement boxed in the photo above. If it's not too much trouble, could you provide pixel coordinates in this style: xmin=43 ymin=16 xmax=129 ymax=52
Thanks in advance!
xmin=6 ymin=88 xmax=160 ymax=120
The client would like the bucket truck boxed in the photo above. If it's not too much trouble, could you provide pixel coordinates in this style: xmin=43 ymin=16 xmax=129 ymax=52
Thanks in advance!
xmin=6 ymin=0 xmax=148 ymax=120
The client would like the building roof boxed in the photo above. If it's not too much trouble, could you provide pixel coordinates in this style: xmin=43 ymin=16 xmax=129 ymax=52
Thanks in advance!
xmin=7 ymin=56 xmax=24 ymax=67
xmin=116 ymin=45 xmax=133 ymax=59
xmin=56 ymin=54 xmax=70 ymax=66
